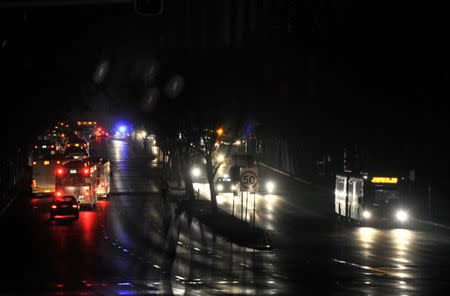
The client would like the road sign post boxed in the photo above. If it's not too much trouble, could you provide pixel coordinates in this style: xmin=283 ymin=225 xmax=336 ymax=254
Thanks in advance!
xmin=239 ymin=168 xmax=258 ymax=223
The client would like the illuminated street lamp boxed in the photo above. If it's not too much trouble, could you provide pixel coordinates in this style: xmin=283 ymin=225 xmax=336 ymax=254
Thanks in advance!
xmin=216 ymin=154 xmax=225 ymax=162
xmin=216 ymin=128 xmax=224 ymax=137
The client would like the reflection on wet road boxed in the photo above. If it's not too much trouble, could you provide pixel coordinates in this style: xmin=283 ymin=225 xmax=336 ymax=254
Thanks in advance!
xmin=1 ymin=139 xmax=450 ymax=294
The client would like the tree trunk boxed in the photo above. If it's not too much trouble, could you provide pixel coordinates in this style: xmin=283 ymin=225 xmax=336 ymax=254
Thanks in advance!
xmin=183 ymin=160 xmax=195 ymax=200
xmin=174 ymin=154 xmax=182 ymax=188
xmin=205 ymin=155 xmax=218 ymax=213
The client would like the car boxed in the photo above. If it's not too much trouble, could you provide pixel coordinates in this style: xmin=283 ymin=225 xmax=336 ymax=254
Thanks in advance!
xmin=215 ymin=176 xmax=236 ymax=193
xmin=64 ymin=145 xmax=89 ymax=161
xmin=50 ymin=195 xmax=80 ymax=220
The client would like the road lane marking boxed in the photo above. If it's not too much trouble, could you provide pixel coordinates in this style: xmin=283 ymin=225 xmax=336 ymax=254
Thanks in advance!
xmin=0 ymin=186 xmax=22 ymax=217
xmin=415 ymin=218 xmax=450 ymax=231
xmin=332 ymin=258 xmax=407 ymax=278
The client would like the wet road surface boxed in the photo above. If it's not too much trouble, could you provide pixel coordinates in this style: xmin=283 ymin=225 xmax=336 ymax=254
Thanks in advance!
xmin=1 ymin=139 xmax=450 ymax=295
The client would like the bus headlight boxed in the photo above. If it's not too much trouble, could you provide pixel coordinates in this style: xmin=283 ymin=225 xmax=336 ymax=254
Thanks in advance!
xmin=362 ymin=210 xmax=372 ymax=219
xmin=396 ymin=210 xmax=408 ymax=222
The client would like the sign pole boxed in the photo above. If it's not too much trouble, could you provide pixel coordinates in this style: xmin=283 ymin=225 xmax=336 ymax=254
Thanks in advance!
xmin=253 ymin=191 xmax=256 ymax=228
xmin=241 ymin=191 xmax=243 ymax=220
xmin=232 ymin=188 xmax=235 ymax=216
xmin=245 ymin=191 xmax=249 ymax=222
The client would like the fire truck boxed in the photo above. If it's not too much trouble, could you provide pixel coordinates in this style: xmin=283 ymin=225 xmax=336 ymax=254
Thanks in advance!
xmin=55 ymin=161 xmax=98 ymax=209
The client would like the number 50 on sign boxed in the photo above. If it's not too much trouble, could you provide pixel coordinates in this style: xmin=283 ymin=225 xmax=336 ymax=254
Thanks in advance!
xmin=240 ymin=168 xmax=259 ymax=192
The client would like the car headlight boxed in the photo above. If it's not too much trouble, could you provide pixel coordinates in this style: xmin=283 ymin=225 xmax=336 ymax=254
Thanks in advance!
xmin=265 ymin=181 xmax=275 ymax=193
xmin=362 ymin=210 xmax=372 ymax=219
xmin=217 ymin=184 xmax=224 ymax=192
xmin=191 ymin=167 xmax=201 ymax=178
xmin=396 ymin=210 xmax=408 ymax=222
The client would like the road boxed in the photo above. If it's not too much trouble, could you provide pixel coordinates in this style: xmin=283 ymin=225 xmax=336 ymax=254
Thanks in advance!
xmin=1 ymin=139 xmax=450 ymax=295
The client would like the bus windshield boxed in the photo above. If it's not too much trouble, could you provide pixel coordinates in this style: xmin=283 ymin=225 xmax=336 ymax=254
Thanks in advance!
xmin=365 ymin=186 xmax=401 ymax=203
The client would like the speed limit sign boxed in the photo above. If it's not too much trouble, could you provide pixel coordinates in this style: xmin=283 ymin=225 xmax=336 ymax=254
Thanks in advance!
xmin=240 ymin=168 xmax=259 ymax=191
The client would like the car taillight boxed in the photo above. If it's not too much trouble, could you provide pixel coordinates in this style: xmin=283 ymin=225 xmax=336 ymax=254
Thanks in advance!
xmin=55 ymin=167 xmax=64 ymax=176
xmin=51 ymin=205 xmax=57 ymax=209
xmin=32 ymin=180 xmax=37 ymax=188
xmin=82 ymin=168 xmax=90 ymax=176
xmin=85 ymin=190 xmax=90 ymax=196
xmin=55 ymin=191 xmax=63 ymax=197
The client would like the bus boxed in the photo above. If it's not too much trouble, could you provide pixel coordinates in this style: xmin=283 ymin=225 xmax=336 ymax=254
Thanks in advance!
xmin=87 ymin=156 xmax=111 ymax=199
xmin=334 ymin=173 xmax=364 ymax=222
xmin=335 ymin=173 xmax=411 ymax=226
xmin=362 ymin=176 xmax=410 ymax=225
xmin=55 ymin=161 xmax=98 ymax=209
xmin=31 ymin=156 xmax=63 ymax=195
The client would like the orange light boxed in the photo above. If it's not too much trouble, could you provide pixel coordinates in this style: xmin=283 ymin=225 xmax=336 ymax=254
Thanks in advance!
xmin=32 ymin=180 xmax=37 ymax=188
xmin=371 ymin=177 xmax=398 ymax=184
xmin=67 ymin=144 xmax=71 ymax=147
xmin=44 ymin=160 xmax=50 ymax=165
xmin=72 ymin=204 xmax=78 ymax=209
xmin=216 ymin=128 xmax=224 ymax=136
xmin=32 ymin=161 xmax=37 ymax=165
xmin=85 ymin=190 xmax=90 ymax=196
xmin=56 ymin=160 xmax=61 ymax=164
xmin=51 ymin=205 xmax=57 ymax=209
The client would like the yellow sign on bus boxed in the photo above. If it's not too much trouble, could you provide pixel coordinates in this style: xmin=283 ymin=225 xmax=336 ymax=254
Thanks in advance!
xmin=371 ymin=177 xmax=398 ymax=184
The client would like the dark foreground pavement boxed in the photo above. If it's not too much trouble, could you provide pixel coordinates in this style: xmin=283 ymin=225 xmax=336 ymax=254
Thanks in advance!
xmin=1 ymin=139 xmax=450 ymax=295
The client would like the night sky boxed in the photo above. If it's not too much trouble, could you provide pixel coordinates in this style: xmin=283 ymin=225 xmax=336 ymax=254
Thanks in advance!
xmin=1 ymin=1 xmax=449 ymax=186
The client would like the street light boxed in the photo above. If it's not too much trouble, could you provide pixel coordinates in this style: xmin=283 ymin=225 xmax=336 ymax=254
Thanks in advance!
xmin=216 ymin=154 xmax=225 ymax=162
xmin=216 ymin=128 xmax=224 ymax=137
